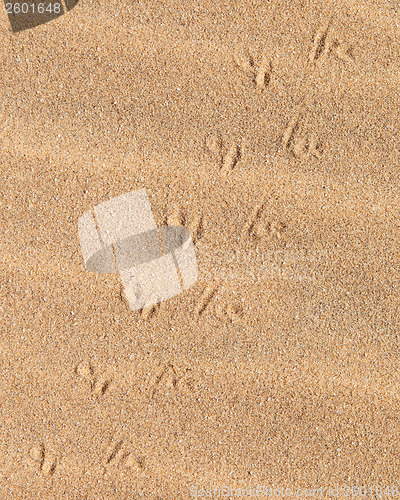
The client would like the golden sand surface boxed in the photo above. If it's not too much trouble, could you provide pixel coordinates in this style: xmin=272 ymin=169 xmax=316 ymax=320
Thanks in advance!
xmin=1 ymin=0 xmax=400 ymax=498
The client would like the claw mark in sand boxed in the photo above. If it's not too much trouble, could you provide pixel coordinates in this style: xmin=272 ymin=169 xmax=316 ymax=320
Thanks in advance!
xmin=166 ymin=205 xmax=204 ymax=244
xmin=168 ymin=206 xmax=204 ymax=244
xmin=75 ymin=360 xmax=113 ymax=399
xmin=292 ymin=136 xmax=308 ymax=159
xmin=119 ymin=284 xmax=130 ymax=310
xmin=242 ymin=198 xmax=266 ymax=238
xmin=167 ymin=208 xmax=186 ymax=227
xmin=194 ymin=282 xmax=219 ymax=317
xmin=189 ymin=213 xmax=204 ymax=243
xmin=205 ymin=132 xmax=242 ymax=175
xmin=268 ymin=221 xmax=287 ymax=239
xmin=105 ymin=439 xmax=126 ymax=466
xmin=215 ymin=300 xmax=245 ymax=324
xmin=204 ymin=131 xmax=223 ymax=168
xmin=225 ymin=302 xmax=244 ymax=323
xmin=103 ymin=434 xmax=137 ymax=470
xmin=309 ymin=19 xmax=331 ymax=63
xmin=290 ymin=131 xmax=323 ymax=159
xmin=29 ymin=444 xmax=57 ymax=476
xmin=282 ymin=115 xmax=300 ymax=150
xmin=333 ymin=40 xmax=354 ymax=63
xmin=75 ymin=360 xmax=94 ymax=381
xmin=125 ymin=454 xmax=145 ymax=471
xmin=221 ymin=143 xmax=241 ymax=177
xmin=205 ymin=130 xmax=223 ymax=166
xmin=255 ymin=54 xmax=272 ymax=93
xmin=150 ymin=364 xmax=177 ymax=398
xmin=150 ymin=363 xmax=193 ymax=398
xmin=91 ymin=373 xmax=113 ymax=398
xmin=308 ymin=133 xmax=323 ymax=159
xmin=140 ymin=297 xmax=161 ymax=321
xmin=29 ymin=443 xmax=45 ymax=468
xmin=242 ymin=197 xmax=287 ymax=240
xmin=233 ymin=46 xmax=255 ymax=75
xmin=233 ymin=46 xmax=272 ymax=92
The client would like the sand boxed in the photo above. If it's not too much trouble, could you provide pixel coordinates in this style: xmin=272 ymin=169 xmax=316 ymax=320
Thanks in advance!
xmin=1 ymin=0 xmax=400 ymax=498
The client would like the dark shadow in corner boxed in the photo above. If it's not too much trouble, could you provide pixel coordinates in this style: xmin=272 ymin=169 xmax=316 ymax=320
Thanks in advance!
xmin=6 ymin=0 xmax=80 ymax=33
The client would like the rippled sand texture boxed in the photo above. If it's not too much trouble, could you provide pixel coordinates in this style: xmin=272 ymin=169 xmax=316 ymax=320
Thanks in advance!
xmin=1 ymin=0 xmax=400 ymax=498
